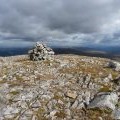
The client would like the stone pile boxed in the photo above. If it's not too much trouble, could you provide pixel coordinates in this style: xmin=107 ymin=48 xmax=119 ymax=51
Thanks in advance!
xmin=28 ymin=42 xmax=55 ymax=61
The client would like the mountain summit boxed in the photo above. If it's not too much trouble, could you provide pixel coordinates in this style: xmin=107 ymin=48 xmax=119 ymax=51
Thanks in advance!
xmin=0 ymin=53 xmax=120 ymax=119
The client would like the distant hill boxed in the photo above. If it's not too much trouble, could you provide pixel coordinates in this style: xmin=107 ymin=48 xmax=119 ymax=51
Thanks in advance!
xmin=53 ymin=46 xmax=120 ymax=59
xmin=0 ymin=46 xmax=120 ymax=61
xmin=0 ymin=47 xmax=31 ymax=56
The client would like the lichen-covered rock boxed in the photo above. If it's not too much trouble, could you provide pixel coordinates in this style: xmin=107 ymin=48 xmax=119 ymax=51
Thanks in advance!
xmin=28 ymin=42 xmax=55 ymax=61
xmin=88 ymin=92 xmax=118 ymax=110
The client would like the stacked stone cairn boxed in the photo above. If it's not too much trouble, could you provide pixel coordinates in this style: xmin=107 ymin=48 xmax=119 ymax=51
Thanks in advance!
xmin=28 ymin=42 xmax=55 ymax=61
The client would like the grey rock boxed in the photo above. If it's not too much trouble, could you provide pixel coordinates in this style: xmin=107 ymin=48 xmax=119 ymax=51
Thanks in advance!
xmin=108 ymin=74 xmax=113 ymax=80
xmin=49 ymin=110 xmax=58 ymax=119
xmin=112 ymin=75 xmax=120 ymax=86
xmin=65 ymin=109 xmax=71 ymax=116
xmin=77 ymin=102 xmax=85 ymax=109
xmin=31 ymin=100 xmax=41 ymax=108
xmin=66 ymin=102 xmax=71 ymax=108
xmin=113 ymin=108 xmax=120 ymax=119
xmin=3 ymin=106 xmax=20 ymax=119
xmin=84 ymin=91 xmax=91 ymax=105
xmin=71 ymin=100 xmax=79 ymax=109
xmin=88 ymin=92 xmax=118 ymax=110
xmin=107 ymin=61 xmax=120 ymax=71
xmin=103 ymin=74 xmax=113 ymax=83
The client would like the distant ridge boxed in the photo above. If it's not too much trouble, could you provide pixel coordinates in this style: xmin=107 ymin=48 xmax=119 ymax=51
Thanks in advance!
xmin=0 ymin=47 xmax=31 ymax=56
xmin=0 ymin=46 xmax=120 ymax=61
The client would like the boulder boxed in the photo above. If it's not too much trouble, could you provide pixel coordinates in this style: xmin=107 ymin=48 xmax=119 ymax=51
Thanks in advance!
xmin=107 ymin=61 xmax=120 ymax=71
xmin=88 ymin=92 xmax=118 ymax=110
xmin=28 ymin=42 xmax=55 ymax=61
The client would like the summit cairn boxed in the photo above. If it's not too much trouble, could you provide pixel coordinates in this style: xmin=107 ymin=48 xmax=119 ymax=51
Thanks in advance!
xmin=28 ymin=42 xmax=55 ymax=61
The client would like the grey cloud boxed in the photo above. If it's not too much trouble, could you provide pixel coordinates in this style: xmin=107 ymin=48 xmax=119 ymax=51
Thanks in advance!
xmin=0 ymin=0 xmax=120 ymax=46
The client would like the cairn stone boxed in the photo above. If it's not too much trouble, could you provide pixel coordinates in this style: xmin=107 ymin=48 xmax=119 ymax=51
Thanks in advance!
xmin=28 ymin=42 xmax=55 ymax=61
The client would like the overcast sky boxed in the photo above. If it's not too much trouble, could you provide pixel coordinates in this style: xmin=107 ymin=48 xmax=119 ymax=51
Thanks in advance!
xmin=0 ymin=0 xmax=120 ymax=47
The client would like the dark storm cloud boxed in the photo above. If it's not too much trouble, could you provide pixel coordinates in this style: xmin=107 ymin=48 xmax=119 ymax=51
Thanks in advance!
xmin=46 ymin=0 xmax=120 ymax=34
xmin=0 ymin=0 xmax=120 ymax=46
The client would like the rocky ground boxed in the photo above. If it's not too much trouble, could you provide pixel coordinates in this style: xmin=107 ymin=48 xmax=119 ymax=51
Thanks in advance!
xmin=0 ymin=54 xmax=120 ymax=120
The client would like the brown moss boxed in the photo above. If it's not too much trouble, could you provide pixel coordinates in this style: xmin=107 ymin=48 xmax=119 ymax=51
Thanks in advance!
xmin=8 ymin=80 xmax=32 ymax=87
xmin=36 ymin=74 xmax=55 ymax=81
xmin=55 ymin=110 xmax=66 ymax=119
xmin=87 ymin=108 xmax=113 ymax=120
xmin=53 ymin=94 xmax=62 ymax=100
xmin=8 ymin=99 xmax=14 ymax=104
xmin=15 ymin=75 xmax=24 ymax=81
xmin=43 ymin=60 xmax=51 ymax=65
xmin=14 ymin=58 xmax=29 ymax=62
xmin=34 ymin=108 xmax=48 ymax=120
xmin=99 ymin=85 xmax=112 ymax=92
xmin=0 ymin=80 xmax=6 ymax=84
xmin=9 ymin=91 xmax=20 ymax=95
